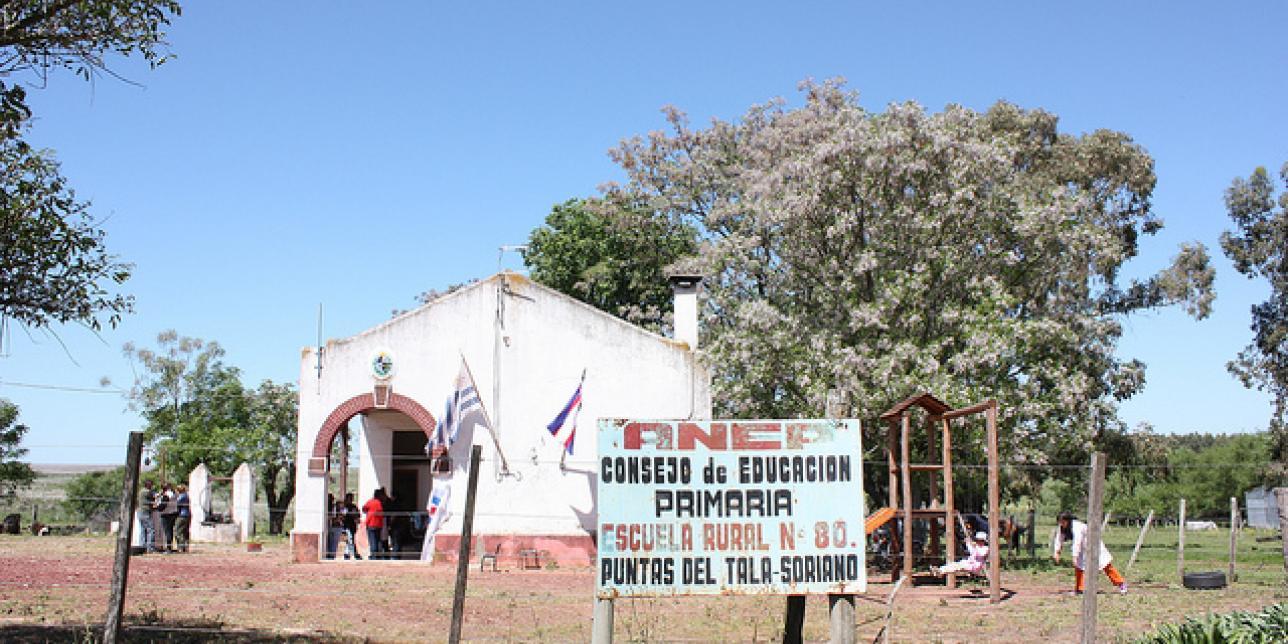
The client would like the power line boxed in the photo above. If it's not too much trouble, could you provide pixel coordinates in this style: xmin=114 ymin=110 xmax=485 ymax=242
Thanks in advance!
xmin=0 ymin=379 xmax=125 ymax=394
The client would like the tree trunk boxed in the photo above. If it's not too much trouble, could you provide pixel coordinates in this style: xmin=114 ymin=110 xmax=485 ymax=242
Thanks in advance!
xmin=261 ymin=465 xmax=295 ymax=535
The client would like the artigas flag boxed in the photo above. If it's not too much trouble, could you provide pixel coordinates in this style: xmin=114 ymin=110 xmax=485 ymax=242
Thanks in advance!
xmin=419 ymin=483 xmax=452 ymax=561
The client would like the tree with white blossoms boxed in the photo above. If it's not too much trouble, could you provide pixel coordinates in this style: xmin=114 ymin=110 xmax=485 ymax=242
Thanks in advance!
xmin=569 ymin=80 xmax=1215 ymax=476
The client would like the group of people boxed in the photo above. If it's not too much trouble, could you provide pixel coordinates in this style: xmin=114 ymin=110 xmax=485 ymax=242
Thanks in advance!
xmin=135 ymin=479 xmax=190 ymax=554
xmin=930 ymin=512 xmax=1127 ymax=595
xmin=326 ymin=488 xmax=423 ymax=560
xmin=325 ymin=492 xmax=362 ymax=560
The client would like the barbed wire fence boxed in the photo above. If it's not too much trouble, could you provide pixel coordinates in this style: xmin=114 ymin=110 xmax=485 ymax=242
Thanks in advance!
xmin=6 ymin=444 xmax=1279 ymax=550
xmin=3 ymin=441 xmax=1285 ymax=643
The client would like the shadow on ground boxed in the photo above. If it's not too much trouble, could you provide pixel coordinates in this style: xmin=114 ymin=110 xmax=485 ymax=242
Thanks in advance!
xmin=0 ymin=617 xmax=363 ymax=643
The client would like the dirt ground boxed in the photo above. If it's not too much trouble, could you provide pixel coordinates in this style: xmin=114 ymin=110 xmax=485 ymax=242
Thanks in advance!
xmin=0 ymin=535 xmax=1283 ymax=642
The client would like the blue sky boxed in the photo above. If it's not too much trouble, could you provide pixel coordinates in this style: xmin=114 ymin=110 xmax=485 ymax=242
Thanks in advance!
xmin=2 ymin=2 xmax=1284 ymax=464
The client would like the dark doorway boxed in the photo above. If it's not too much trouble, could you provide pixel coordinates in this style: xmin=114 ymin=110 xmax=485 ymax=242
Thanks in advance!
xmin=389 ymin=431 xmax=429 ymax=560
xmin=389 ymin=468 xmax=418 ymax=559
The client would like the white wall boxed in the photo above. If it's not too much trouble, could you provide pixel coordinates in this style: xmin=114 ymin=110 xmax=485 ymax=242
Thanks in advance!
xmin=357 ymin=414 xmax=392 ymax=502
xmin=293 ymin=273 xmax=711 ymax=542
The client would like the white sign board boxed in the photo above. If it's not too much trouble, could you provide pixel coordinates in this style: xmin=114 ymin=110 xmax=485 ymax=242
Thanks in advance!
xmin=597 ymin=419 xmax=865 ymax=597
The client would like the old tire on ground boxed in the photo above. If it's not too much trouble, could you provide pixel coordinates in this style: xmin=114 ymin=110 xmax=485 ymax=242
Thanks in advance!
xmin=1182 ymin=571 xmax=1227 ymax=590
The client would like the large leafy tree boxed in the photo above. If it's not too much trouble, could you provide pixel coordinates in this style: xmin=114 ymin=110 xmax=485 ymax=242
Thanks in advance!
xmin=576 ymin=81 xmax=1213 ymax=476
xmin=125 ymin=331 xmax=298 ymax=534
xmin=0 ymin=1 xmax=180 ymax=80
xmin=0 ymin=83 xmax=133 ymax=331
xmin=0 ymin=1 xmax=181 ymax=332
xmin=125 ymin=331 xmax=246 ymax=477
xmin=1221 ymin=162 xmax=1288 ymax=463
xmin=524 ymin=198 xmax=698 ymax=333
xmin=242 ymin=380 xmax=297 ymax=535
xmin=0 ymin=398 xmax=36 ymax=496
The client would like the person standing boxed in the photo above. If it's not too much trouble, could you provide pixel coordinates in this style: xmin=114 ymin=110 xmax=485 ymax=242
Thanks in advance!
xmin=385 ymin=491 xmax=405 ymax=559
xmin=174 ymin=484 xmax=191 ymax=553
xmin=159 ymin=483 xmax=179 ymax=552
xmin=151 ymin=483 xmax=166 ymax=552
xmin=137 ymin=480 xmax=157 ymax=554
xmin=363 ymin=488 xmax=386 ymax=560
xmin=342 ymin=492 xmax=361 ymax=560
xmin=1053 ymin=511 xmax=1127 ymax=594
xmin=326 ymin=494 xmax=344 ymax=559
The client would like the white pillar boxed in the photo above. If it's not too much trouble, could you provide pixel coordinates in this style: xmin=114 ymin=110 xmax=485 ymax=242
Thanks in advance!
xmin=188 ymin=464 xmax=210 ymax=526
xmin=232 ymin=463 xmax=255 ymax=541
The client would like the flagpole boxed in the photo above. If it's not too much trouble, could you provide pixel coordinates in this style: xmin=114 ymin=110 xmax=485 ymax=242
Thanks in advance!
xmin=460 ymin=353 xmax=513 ymax=477
xmin=560 ymin=368 xmax=587 ymax=472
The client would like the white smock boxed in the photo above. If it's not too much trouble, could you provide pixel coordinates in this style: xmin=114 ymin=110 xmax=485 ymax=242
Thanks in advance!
xmin=1054 ymin=519 xmax=1112 ymax=570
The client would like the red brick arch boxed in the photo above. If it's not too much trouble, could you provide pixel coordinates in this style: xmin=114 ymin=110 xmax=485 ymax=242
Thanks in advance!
xmin=309 ymin=392 xmax=437 ymax=463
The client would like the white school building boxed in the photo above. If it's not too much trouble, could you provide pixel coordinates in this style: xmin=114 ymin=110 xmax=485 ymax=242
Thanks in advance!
xmin=290 ymin=272 xmax=711 ymax=564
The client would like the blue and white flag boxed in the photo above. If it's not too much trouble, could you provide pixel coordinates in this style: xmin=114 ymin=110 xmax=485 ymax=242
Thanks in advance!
xmin=431 ymin=357 xmax=511 ymax=476
xmin=436 ymin=360 xmax=485 ymax=450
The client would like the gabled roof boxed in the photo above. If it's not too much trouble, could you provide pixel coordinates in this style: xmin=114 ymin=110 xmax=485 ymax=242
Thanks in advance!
xmin=332 ymin=272 xmax=692 ymax=352
xmin=879 ymin=391 xmax=952 ymax=421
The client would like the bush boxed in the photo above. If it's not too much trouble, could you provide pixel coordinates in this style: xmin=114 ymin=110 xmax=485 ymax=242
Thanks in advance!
xmin=1136 ymin=603 xmax=1287 ymax=643
xmin=61 ymin=467 xmax=127 ymax=522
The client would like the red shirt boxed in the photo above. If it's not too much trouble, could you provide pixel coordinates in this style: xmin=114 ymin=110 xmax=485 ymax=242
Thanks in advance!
xmin=362 ymin=498 xmax=384 ymax=528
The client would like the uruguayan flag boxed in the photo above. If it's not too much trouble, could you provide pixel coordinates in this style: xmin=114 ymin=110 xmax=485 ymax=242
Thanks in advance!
xmin=436 ymin=360 xmax=485 ymax=450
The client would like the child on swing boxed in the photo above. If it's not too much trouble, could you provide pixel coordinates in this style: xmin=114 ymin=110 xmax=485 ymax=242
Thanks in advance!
xmin=932 ymin=531 xmax=990 ymax=576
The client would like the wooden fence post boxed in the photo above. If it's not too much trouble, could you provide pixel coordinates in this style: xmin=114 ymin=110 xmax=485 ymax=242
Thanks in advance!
xmin=1228 ymin=497 xmax=1238 ymax=584
xmin=449 ymin=445 xmax=483 ymax=644
xmin=1127 ymin=510 xmax=1153 ymax=571
xmin=1080 ymin=452 xmax=1107 ymax=644
xmin=1026 ymin=509 xmax=1036 ymax=559
xmin=985 ymin=401 xmax=1000 ymax=604
xmin=104 ymin=431 xmax=144 ymax=644
xmin=1177 ymin=498 xmax=1186 ymax=582
xmin=1275 ymin=489 xmax=1288 ymax=581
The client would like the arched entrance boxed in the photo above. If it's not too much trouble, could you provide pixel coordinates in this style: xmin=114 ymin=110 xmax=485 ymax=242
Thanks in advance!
xmin=309 ymin=392 xmax=437 ymax=464
xmin=301 ymin=392 xmax=437 ymax=562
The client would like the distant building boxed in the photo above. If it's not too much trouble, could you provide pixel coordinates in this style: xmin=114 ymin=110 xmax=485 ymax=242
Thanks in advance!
xmin=290 ymin=273 xmax=710 ymax=564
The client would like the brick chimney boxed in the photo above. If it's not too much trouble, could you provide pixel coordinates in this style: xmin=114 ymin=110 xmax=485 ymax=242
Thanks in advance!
xmin=669 ymin=275 xmax=702 ymax=350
